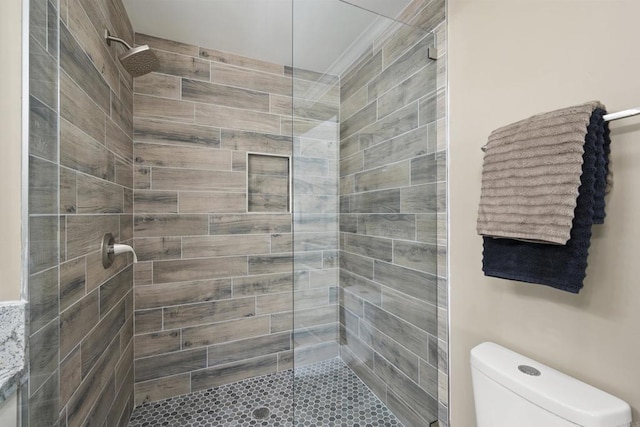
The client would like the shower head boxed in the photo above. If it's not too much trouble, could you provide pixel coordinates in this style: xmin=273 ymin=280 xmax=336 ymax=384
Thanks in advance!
xmin=105 ymin=30 xmax=160 ymax=78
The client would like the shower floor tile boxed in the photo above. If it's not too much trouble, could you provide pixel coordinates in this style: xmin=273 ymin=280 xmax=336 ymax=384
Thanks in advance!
xmin=127 ymin=357 xmax=402 ymax=426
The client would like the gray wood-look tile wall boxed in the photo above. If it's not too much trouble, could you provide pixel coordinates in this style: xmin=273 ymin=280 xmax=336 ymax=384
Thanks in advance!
xmin=131 ymin=33 xmax=340 ymax=405
xmin=27 ymin=0 xmax=135 ymax=426
xmin=338 ymin=0 xmax=447 ymax=425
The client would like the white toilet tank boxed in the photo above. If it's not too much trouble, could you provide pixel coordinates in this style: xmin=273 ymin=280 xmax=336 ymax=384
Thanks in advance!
xmin=471 ymin=342 xmax=631 ymax=427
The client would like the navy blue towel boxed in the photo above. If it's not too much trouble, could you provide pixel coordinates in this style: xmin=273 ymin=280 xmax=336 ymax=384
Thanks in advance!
xmin=482 ymin=108 xmax=610 ymax=293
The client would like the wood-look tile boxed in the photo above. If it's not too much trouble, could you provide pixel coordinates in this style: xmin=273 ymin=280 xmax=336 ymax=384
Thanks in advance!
xmin=232 ymin=151 xmax=246 ymax=171
xmin=207 ymin=332 xmax=290 ymax=367
xmin=61 ymin=71 xmax=106 ymax=144
xmin=369 ymin=36 xmax=432 ymax=100
xmin=393 ymin=240 xmax=437 ymax=274
xmin=340 ymin=101 xmax=377 ymax=140
xmin=134 ymin=72 xmax=181 ymax=98
xmin=182 ymin=78 xmax=270 ymax=112
xmin=66 ymin=215 xmax=120 ymax=259
xmin=340 ymin=152 xmax=363 ymax=177
xmin=136 ymin=33 xmax=199 ymax=56
xmin=110 ymin=90 xmax=133 ymax=137
xmin=411 ymin=153 xmax=438 ymax=185
xmin=296 ymin=137 xmax=338 ymax=159
xmin=419 ymin=88 xmax=437 ymax=126
xmin=340 ymin=270 xmax=381 ymax=306
xmin=382 ymin=286 xmax=436 ymax=335
xmin=163 ymin=298 xmax=256 ymax=329
xmin=99 ymin=266 xmax=133 ymax=316
xmin=324 ymin=251 xmax=339 ymax=269
xmin=294 ymin=195 xmax=338 ymax=214
xmin=255 ymin=292 xmax=292 ymax=315
xmin=29 ymin=216 xmax=59 ymax=274
xmin=133 ymin=237 xmax=181 ymax=262
xmin=60 ymin=257 xmax=86 ymax=311
xmin=341 ymin=327 xmax=374 ymax=369
xmin=341 ymin=50 xmax=382 ymax=101
xmin=76 ymin=174 xmax=124 ymax=214
xmin=134 ymin=308 xmax=162 ymax=334
xmin=294 ymin=77 xmax=340 ymax=106
xmin=293 ymin=323 xmax=338 ymax=348
xmin=339 ymin=251 xmax=373 ymax=279
xmin=179 ymin=191 xmax=246 ymax=214
xmin=290 ymin=98 xmax=339 ymax=123
xmin=416 ymin=213 xmax=439 ymax=244
xmin=29 ymin=95 xmax=58 ymax=162
xmin=292 ymin=341 xmax=339 ymax=367
xmin=294 ymin=251 xmax=325 ymax=271
xmin=134 ymin=118 xmax=220 ymax=148
xmin=343 ymin=234 xmax=392 ymax=262
xmin=61 ymin=119 xmax=114 ymax=182
xmin=135 ymin=143 xmax=231 ymax=171
xmin=209 ymin=214 xmax=291 ymax=235
xmin=374 ymin=260 xmax=437 ymax=303
xmin=400 ymin=183 xmax=437 ymax=213
xmin=232 ymin=272 xmax=294 ymax=297
xmin=151 ymin=168 xmax=245 ymax=192
xmin=182 ymin=235 xmax=271 ymax=258
xmin=270 ymin=233 xmax=292 ymax=254
xmin=60 ymin=290 xmax=99 ymax=359
xmin=60 ymin=23 xmax=111 ymax=112
xmin=134 ymin=94 xmax=195 ymax=124
xmin=286 ymin=66 xmax=339 ymax=85
xmin=107 ymin=118 xmax=133 ymax=163
xmin=293 ymin=175 xmax=336 ymax=196
xmin=375 ymin=354 xmax=438 ymax=423
xmin=200 ymin=47 xmax=284 ymax=75
xmin=354 ymin=161 xmax=411 ymax=193
xmin=341 ymin=85 xmax=368 ymax=122
xmin=154 ymin=49 xmax=210 ymax=81
xmin=221 ymin=129 xmax=292 ymax=155
xmin=134 ymin=190 xmax=178 ymax=213
xmin=247 ymin=254 xmax=292 ymax=275
xmin=281 ymin=117 xmax=338 ymax=141
xmin=27 ymin=366 xmax=59 ymax=427
xmin=211 ymin=62 xmax=290 ymax=96
xmin=29 ymin=156 xmax=58 ymax=215
xmin=135 ymin=279 xmax=231 ymax=310
xmin=182 ymin=316 xmax=270 ymax=349
xmin=378 ymin=64 xmax=436 ymax=119
xmin=196 ymin=103 xmax=281 ymax=134
xmin=80 ymin=298 xmax=126 ymax=376
xmin=363 ymin=302 xmax=428 ymax=357
xmin=83 ymin=374 xmax=116 ymax=427
xmin=191 ymin=354 xmax=277 ymax=392
xmin=28 ymin=317 xmax=59 ymax=395
xmin=135 ymin=348 xmax=207 ymax=382
xmin=292 ymin=305 xmax=338 ymax=329
xmin=358 ymin=214 xmax=416 ymax=240
xmin=153 ymin=256 xmax=247 ymax=284
xmin=361 ymin=104 xmax=421 ymax=153
xmin=60 ymin=346 xmax=82 ymax=408
xmin=29 ymin=39 xmax=58 ymax=111
xmin=133 ymin=373 xmax=191 ymax=406
xmin=134 ymin=214 xmax=209 ymax=237
xmin=85 ymin=249 xmax=128 ymax=293
xmin=134 ymin=330 xmax=181 ymax=358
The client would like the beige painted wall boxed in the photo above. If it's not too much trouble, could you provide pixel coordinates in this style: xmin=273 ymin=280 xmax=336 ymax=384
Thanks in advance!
xmin=0 ymin=0 xmax=23 ymax=302
xmin=0 ymin=395 xmax=18 ymax=427
xmin=449 ymin=0 xmax=640 ymax=425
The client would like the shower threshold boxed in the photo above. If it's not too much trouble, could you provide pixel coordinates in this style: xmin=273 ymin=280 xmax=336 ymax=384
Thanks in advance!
xmin=127 ymin=357 xmax=402 ymax=426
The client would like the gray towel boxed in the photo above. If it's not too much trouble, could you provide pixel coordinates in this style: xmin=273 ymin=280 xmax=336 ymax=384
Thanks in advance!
xmin=477 ymin=101 xmax=605 ymax=245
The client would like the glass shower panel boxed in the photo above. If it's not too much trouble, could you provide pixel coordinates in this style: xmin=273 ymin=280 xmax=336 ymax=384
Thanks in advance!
xmin=292 ymin=1 xmax=439 ymax=425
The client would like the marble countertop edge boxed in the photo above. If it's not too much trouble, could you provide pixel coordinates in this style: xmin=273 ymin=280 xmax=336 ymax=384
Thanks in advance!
xmin=0 ymin=300 xmax=27 ymax=405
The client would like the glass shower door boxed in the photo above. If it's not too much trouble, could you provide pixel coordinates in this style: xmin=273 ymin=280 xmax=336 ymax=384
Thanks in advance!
xmin=292 ymin=1 xmax=442 ymax=425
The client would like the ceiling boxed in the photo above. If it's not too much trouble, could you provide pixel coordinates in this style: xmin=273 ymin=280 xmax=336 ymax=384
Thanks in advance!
xmin=122 ymin=0 xmax=411 ymax=73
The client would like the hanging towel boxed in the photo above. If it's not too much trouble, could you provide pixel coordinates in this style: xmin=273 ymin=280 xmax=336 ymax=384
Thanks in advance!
xmin=482 ymin=108 xmax=610 ymax=293
xmin=477 ymin=101 xmax=604 ymax=245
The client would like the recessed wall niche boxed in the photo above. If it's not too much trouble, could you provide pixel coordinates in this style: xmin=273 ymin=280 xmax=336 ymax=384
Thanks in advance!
xmin=247 ymin=153 xmax=291 ymax=212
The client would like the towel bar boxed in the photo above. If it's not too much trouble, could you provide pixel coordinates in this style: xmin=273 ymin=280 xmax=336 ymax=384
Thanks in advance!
xmin=603 ymin=108 xmax=640 ymax=122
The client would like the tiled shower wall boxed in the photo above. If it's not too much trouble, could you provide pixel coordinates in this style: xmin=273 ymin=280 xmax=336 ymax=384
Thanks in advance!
xmin=131 ymin=34 xmax=340 ymax=405
xmin=26 ymin=0 xmax=135 ymax=426
xmin=338 ymin=0 xmax=447 ymax=425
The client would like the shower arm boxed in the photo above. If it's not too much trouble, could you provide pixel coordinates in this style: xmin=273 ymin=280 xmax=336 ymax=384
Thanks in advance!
xmin=104 ymin=29 xmax=133 ymax=50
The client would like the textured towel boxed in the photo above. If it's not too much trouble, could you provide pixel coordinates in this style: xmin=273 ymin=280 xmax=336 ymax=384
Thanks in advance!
xmin=477 ymin=101 xmax=605 ymax=245
xmin=482 ymin=108 xmax=610 ymax=293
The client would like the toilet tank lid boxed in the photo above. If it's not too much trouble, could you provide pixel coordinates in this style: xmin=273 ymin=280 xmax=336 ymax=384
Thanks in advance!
xmin=470 ymin=342 xmax=631 ymax=427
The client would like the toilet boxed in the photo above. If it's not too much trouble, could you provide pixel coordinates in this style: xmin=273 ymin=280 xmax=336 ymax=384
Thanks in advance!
xmin=471 ymin=342 xmax=632 ymax=427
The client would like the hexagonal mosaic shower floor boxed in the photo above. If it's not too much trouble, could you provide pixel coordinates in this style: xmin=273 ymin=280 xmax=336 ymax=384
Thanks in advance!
xmin=127 ymin=357 xmax=403 ymax=426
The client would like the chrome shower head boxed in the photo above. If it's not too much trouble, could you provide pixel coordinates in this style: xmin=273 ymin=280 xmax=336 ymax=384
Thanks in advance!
xmin=105 ymin=30 xmax=160 ymax=78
